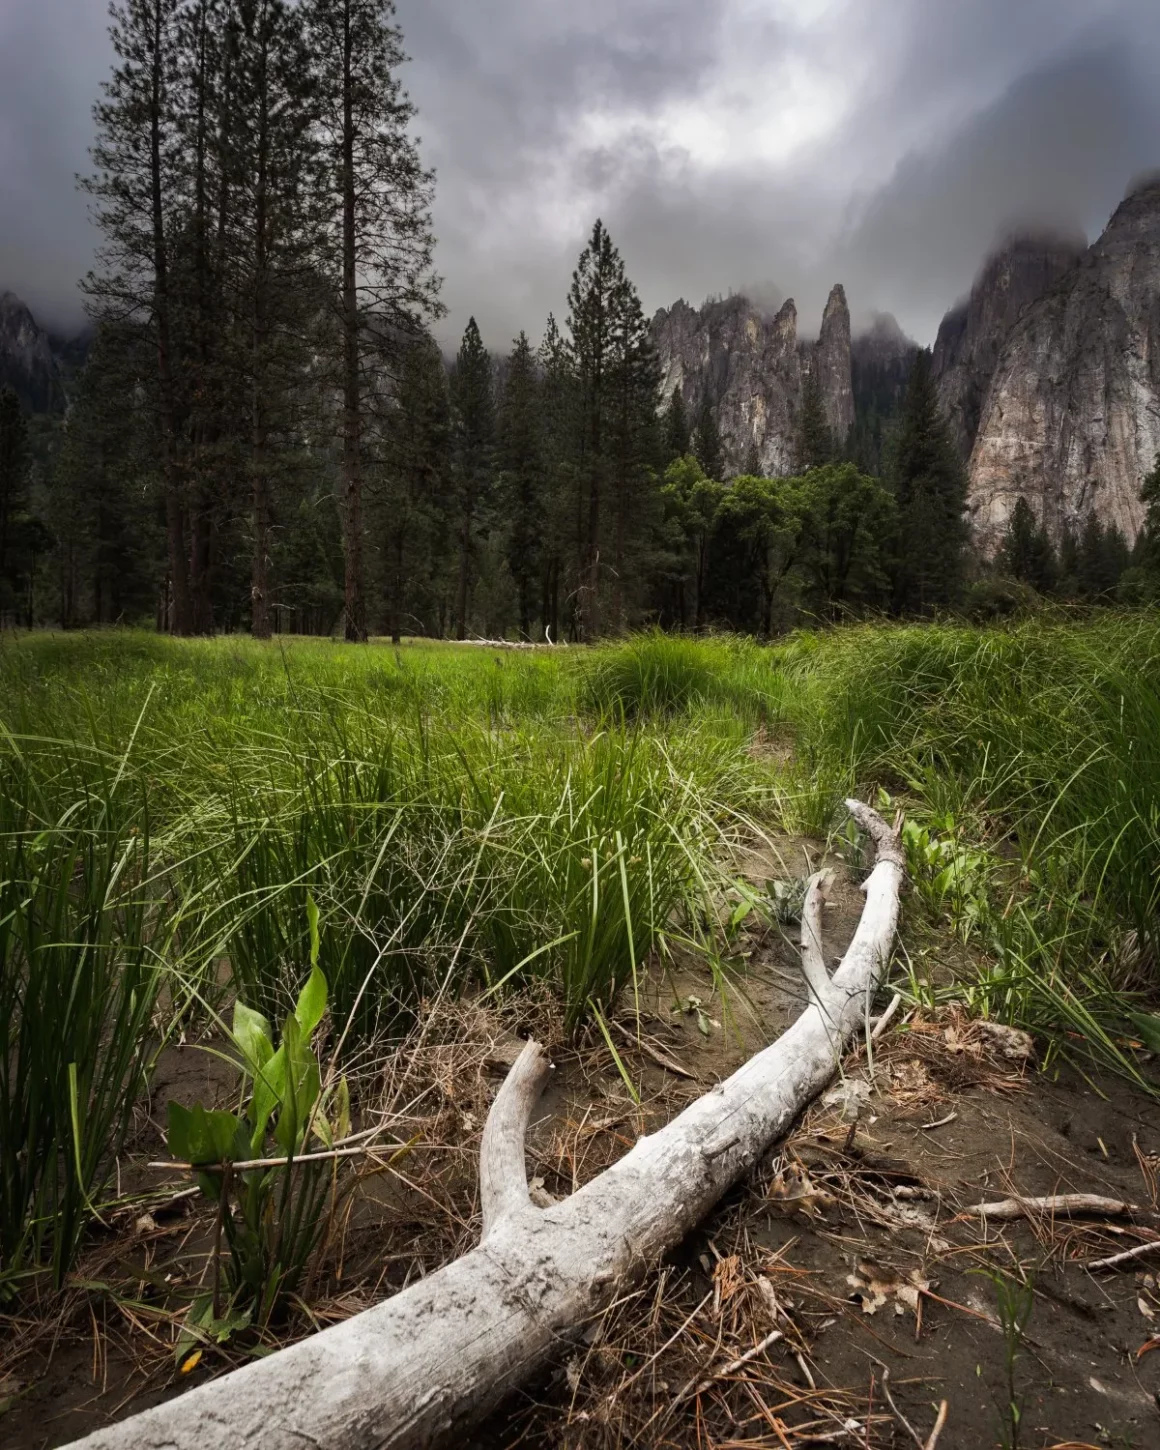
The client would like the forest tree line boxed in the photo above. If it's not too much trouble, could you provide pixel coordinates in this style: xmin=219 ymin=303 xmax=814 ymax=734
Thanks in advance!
xmin=0 ymin=0 xmax=1155 ymax=639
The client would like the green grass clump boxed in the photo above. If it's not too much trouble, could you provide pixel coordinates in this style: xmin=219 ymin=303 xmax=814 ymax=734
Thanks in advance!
xmin=781 ymin=614 xmax=1160 ymax=1074
xmin=580 ymin=631 xmax=782 ymax=722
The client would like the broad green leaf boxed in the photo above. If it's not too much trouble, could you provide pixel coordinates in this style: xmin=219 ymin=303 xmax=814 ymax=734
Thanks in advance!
xmin=1128 ymin=1012 xmax=1160 ymax=1055
xmin=295 ymin=965 xmax=327 ymax=1041
xmin=232 ymin=1001 xmax=273 ymax=1074
xmin=306 ymin=893 xmax=320 ymax=968
xmin=250 ymin=1044 xmax=286 ymax=1153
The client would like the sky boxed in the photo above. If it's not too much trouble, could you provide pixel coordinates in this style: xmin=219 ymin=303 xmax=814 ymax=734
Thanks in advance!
xmin=2 ymin=0 xmax=1159 ymax=346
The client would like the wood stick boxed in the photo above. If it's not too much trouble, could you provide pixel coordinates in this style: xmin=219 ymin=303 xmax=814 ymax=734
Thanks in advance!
xmin=799 ymin=869 xmax=832 ymax=1003
xmin=609 ymin=1017 xmax=697 ymax=1079
xmin=1083 ymin=1238 xmax=1160 ymax=1271
xmin=968 ymin=1193 xmax=1137 ymax=1221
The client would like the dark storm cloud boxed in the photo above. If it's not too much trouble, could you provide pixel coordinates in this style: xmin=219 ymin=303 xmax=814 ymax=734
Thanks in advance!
xmin=2 ymin=1 xmax=1159 ymax=345
xmin=0 ymin=0 xmax=111 ymax=331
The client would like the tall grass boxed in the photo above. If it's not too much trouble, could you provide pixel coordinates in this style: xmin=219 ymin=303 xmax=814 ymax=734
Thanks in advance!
xmin=781 ymin=615 xmax=1160 ymax=1072
xmin=0 ymin=734 xmax=168 ymax=1291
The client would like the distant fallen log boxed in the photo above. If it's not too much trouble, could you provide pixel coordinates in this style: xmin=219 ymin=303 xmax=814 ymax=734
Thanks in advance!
xmin=70 ymin=800 xmax=904 ymax=1450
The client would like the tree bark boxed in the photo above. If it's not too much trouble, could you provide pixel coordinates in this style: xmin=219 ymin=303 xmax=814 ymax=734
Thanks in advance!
xmin=149 ymin=0 xmax=192 ymax=636
xmin=338 ymin=0 xmax=367 ymax=644
xmin=68 ymin=801 xmax=903 ymax=1450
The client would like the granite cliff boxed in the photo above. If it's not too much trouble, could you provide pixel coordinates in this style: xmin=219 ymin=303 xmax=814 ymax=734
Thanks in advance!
xmin=931 ymin=232 xmax=1085 ymax=460
xmin=967 ymin=179 xmax=1160 ymax=549
xmin=0 ymin=291 xmax=62 ymax=412
xmin=651 ymin=284 xmax=855 ymax=476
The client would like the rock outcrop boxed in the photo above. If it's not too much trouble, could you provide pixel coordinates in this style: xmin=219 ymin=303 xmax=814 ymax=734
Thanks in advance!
xmin=0 ymin=291 xmax=62 ymax=412
xmin=932 ymin=233 xmax=1085 ymax=459
xmin=968 ymin=180 xmax=1160 ymax=549
xmin=651 ymin=285 xmax=854 ymax=476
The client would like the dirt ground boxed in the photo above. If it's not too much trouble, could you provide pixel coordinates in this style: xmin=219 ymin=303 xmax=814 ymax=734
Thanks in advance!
xmin=3 ymin=839 xmax=1159 ymax=1450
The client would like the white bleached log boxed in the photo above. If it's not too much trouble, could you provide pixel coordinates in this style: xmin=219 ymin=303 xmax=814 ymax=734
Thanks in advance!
xmin=69 ymin=799 xmax=903 ymax=1450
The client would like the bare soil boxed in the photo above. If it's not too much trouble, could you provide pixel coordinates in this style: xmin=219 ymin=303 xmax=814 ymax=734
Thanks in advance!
xmin=3 ymin=839 xmax=1159 ymax=1450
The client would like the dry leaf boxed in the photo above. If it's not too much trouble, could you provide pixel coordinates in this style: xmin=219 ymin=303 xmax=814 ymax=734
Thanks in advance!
xmin=1138 ymin=1296 xmax=1156 ymax=1321
xmin=847 ymin=1259 xmax=930 ymax=1317
xmin=767 ymin=1163 xmax=835 ymax=1220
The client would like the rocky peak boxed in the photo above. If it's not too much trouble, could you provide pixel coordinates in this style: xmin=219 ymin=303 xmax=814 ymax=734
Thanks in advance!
xmin=968 ymin=182 xmax=1160 ymax=549
xmin=812 ymin=284 xmax=855 ymax=442
xmin=0 ymin=291 xmax=63 ymax=412
xmin=651 ymin=285 xmax=852 ymax=477
xmin=932 ymin=230 xmax=1086 ymax=458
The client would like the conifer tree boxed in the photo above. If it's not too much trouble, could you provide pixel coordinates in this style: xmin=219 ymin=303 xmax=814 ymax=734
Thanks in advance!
xmin=498 ymin=332 xmax=542 ymax=638
xmin=84 ymin=0 xmax=192 ymax=631
xmin=742 ymin=438 xmax=761 ymax=477
xmin=795 ymin=364 xmax=832 ymax=472
xmin=664 ymin=387 xmax=690 ymax=461
xmin=303 ymin=0 xmax=441 ymax=641
xmin=693 ymin=393 xmax=725 ymax=482
xmin=449 ymin=317 xmax=494 ymax=638
xmin=1134 ymin=455 xmax=1160 ymax=597
xmin=1000 ymin=496 xmax=1057 ymax=594
xmin=0 ymin=388 xmax=29 ymax=615
xmin=380 ymin=332 xmax=449 ymax=643
xmin=566 ymin=220 xmax=658 ymax=637
xmin=890 ymin=349 xmax=968 ymax=614
xmin=537 ymin=315 xmax=576 ymax=640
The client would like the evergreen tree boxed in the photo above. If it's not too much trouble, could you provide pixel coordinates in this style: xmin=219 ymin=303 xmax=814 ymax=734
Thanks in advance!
xmin=84 ymin=0 xmax=192 ymax=631
xmin=223 ymin=0 xmax=323 ymax=637
xmin=693 ymin=394 xmax=725 ymax=482
xmin=537 ymin=314 xmax=576 ymax=641
xmin=1000 ymin=496 xmax=1057 ymax=594
xmin=566 ymin=219 xmax=658 ymax=637
xmin=890 ymin=349 xmax=968 ymax=614
xmin=742 ymin=437 xmax=761 ymax=477
xmin=1132 ymin=455 xmax=1160 ymax=598
xmin=449 ymin=317 xmax=494 ymax=639
xmin=663 ymin=387 xmax=690 ymax=461
xmin=303 ymin=0 xmax=441 ymax=641
xmin=795 ymin=364 xmax=832 ymax=472
xmin=380 ymin=332 xmax=449 ymax=642
xmin=497 ymin=332 xmax=542 ymax=638
xmin=0 ymin=388 xmax=30 ymax=618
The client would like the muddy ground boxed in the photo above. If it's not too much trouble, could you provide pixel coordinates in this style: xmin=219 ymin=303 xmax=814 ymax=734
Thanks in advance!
xmin=2 ymin=839 xmax=1159 ymax=1449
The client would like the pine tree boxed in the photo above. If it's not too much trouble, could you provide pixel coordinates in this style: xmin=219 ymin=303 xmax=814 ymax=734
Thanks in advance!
xmin=303 ymin=0 xmax=441 ymax=641
xmin=693 ymin=394 xmax=725 ymax=483
xmin=742 ymin=438 xmax=761 ymax=477
xmin=566 ymin=220 xmax=658 ymax=637
xmin=380 ymin=331 xmax=449 ymax=642
xmin=0 ymin=388 xmax=30 ymax=617
xmin=450 ymin=317 xmax=494 ymax=639
xmin=1134 ymin=455 xmax=1160 ymax=597
xmin=498 ymin=332 xmax=542 ymax=638
xmin=664 ymin=387 xmax=690 ymax=461
xmin=224 ymin=0 xmax=322 ymax=637
xmin=83 ymin=0 xmax=193 ymax=631
xmin=537 ymin=315 xmax=576 ymax=641
xmin=890 ymin=349 xmax=968 ymax=614
xmin=1000 ymin=496 xmax=1057 ymax=594
xmin=795 ymin=364 xmax=832 ymax=472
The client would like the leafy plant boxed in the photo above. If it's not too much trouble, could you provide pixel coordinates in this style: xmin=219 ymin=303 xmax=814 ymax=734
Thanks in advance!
xmin=167 ymin=917 xmax=352 ymax=1348
xmin=976 ymin=1266 xmax=1035 ymax=1450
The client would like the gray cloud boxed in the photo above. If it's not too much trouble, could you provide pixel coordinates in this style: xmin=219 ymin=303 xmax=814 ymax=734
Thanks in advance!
xmin=2 ymin=0 xmax=1159 ymax=348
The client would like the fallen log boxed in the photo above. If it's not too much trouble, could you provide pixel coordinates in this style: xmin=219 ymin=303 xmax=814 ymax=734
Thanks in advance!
xmin=69 ymin=799 xmax=904 ymax=1450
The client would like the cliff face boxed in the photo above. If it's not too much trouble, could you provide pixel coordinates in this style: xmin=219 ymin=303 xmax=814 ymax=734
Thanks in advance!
xmin=931 ymin=233 xmax=1085 ymax=460
xmin=651 ymin=284 xmax=854 ymax=475
xmin=849 ymin=313 xmax=919 ymax=474
xmin=968 ymin=181 xmax=1160 ymax=549
xmin=0 ymin=291 xmax=62 ymax=412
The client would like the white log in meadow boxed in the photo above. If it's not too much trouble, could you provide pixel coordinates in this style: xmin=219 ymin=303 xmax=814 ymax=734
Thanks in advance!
xmin=69 ymin=799 xmax=904 ymax=1450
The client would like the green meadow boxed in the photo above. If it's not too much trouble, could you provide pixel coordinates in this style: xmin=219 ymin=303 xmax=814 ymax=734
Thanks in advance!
xmin=2 ymin=619 xmax=1158 ymax=1294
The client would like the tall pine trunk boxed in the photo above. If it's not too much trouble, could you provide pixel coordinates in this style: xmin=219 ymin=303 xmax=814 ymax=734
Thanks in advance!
xmin=339 ymin=1 xmax=367 ymax=643
xmin=250 ymin=16 xmax=272 ymax=641
xmin=149 ymin=0 xmax=192 ymax=635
